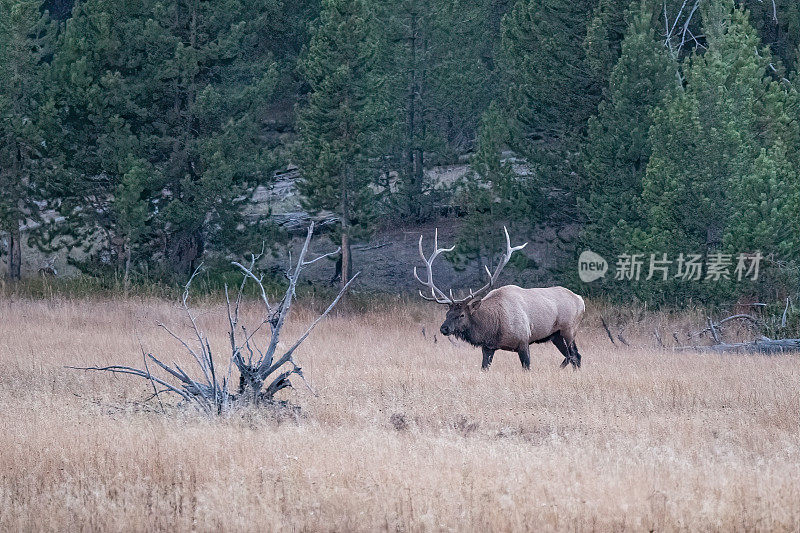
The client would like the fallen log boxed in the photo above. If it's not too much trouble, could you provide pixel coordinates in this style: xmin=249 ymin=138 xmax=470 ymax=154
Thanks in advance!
xmin=675 ymin=337 xmax=800 ymax=354
xmin=676 ymin=310 xmax=799 ymax=354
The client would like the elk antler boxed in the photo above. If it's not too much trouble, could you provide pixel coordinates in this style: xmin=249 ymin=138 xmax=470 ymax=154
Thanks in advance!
xmin=413 ymin=226 xmax=527 ymax=306
xmin=413 ymin=228 xmax=455 ymax=305
xmin=451 ymin=226 xmax=527 ymax=304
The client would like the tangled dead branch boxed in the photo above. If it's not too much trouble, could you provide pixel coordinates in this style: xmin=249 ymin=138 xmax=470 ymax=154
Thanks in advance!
xmin=675 ymin=310 xmax=799 ymax=355
xmin=72 ymin=223 xmax=357 ymax=414
xmin=686 ymin=314 xmax=761 ymax=341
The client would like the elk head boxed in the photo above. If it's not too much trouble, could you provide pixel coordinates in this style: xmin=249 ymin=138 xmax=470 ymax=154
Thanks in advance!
xmin=413 ymin=227 xmax=527 ymax=338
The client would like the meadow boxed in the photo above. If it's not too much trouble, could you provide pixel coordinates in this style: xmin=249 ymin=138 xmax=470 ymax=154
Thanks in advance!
xmin=0 ymin=295 xmax=798 ymax=531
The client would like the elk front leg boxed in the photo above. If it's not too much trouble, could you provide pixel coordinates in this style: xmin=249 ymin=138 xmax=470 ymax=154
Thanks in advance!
xmin=517 ymin=345 xmax=531 ymax=370
xmin=481 ymin=347 xmax=495 ymax=370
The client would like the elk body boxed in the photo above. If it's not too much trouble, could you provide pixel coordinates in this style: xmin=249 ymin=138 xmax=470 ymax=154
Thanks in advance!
xmin=414 ymin=228 xmax=585 ymax=370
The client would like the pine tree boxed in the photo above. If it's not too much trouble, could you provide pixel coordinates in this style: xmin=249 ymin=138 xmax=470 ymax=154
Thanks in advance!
xmin=0 ymin=0 xmax=56 ymax=280
xmin=643 ymin=2 xmax=766 ymax=246
xmin=725 ymin=142 xmax=799 ymax=260
xmin=636 ymin=1 xmax=779 ymax=301
xmin=51 ymin=0 xmax=280 ymax=277
xmin=138 ymin=0 xmax=280 ymax=275
xmin=294 ymin=0 xmax=380 ymax=289
xmin=47 ymin=0 xmax=151 ymax=273
xmin=497 ymin=0 xmax=599 ymax=221
xmin=379 ymin=0 xmax=437 ymax=222
xmin=583 ymin=0 xmax=632 ymax=87
xmin=427 ymin=0 xmax=504 ymax=153
xmin=725 ymin=48 xmax=800 ymax=260
xmin=454 ymin=101 xmax=540 ymax=266
xmin=374 ymin=0 xmax=504 ymax=222
xmin=580 ymin=0 xmax=676 ymax=261
xmin=501 ymin=0 xmax=598 ymax=142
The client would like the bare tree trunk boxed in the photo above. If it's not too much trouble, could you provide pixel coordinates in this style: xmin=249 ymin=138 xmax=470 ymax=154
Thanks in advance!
xmin=9 ymin=224 xmax=21 ymax=281
xmin=9 ymin=142 xmax=22 ymax=281
xmin=123 ymin=242 xmax=132 ymax=294
xmin=112 ymin=235 xmax=126 ymax=272
xmin=341 ymin=232 xmax=351 ymax=291
xmin=340 ymin=158 xmax=351 ymax=291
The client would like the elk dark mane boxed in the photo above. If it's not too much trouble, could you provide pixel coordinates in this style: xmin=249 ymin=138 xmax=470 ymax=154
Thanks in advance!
xmin=453 ymin=326 xmax=480 ymax=347
xmin=454 ymin=307 xmax=501 ymax=348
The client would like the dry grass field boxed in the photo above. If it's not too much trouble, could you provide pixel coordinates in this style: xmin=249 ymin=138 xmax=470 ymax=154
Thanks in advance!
xmin=1 ymin=295 xmax=799 ymax=532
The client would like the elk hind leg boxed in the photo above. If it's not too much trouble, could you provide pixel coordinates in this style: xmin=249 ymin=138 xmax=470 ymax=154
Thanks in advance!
xmin=551 ymin=332 xmax=573 ymax=369
xmin=570 ymin=341 xmax=582 ymax=368
xmin=517 ymin=344 xmax=530 ymax=370
xmin=560 ymin=330 xmax=581 ymax=370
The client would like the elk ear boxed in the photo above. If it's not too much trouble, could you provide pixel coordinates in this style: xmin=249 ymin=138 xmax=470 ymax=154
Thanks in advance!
xmin=468 ymin=299 xmax=482 ymax=312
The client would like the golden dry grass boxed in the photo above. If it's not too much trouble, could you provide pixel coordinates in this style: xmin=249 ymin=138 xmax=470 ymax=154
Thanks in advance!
xmin=1 ymin=295 xmax=798 ymax=532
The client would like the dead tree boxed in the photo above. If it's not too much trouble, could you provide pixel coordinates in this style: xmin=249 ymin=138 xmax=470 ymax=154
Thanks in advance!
xmin=662 ymin=0 xmax=702 ymax=88
xmin=73 ymin=223 xmax=357 ymax=414
xmin=675 ymin=312 xmax=800 ymax=355
xmin=663 ymin=0 xmax=703 ymax=60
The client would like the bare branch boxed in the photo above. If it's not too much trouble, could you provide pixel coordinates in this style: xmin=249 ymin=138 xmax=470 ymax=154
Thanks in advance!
xmin=158 ymin=322 xmax=212 ymax=384
xmin=68 ymin=365 xmax=198 ymax=406
xmin=678 ymin=0 xmax=701 ymax=54
xmin=688 ymin=314 xmax=762 ymax=339
xmin=707 ymin=316 xmax=721 ymax=344
xmin=654 ymin=329 xmax=665 ymax=348
xmin=231 ymin=260 xmax=273 ymax=314
xmin=236 ymin=318 xmax=270 ymax=355
xmin=353 ymin=242 xmax=392 ymax=252
xmin=781 ymin=298 xmax=790 ymax=329
xmin=267 ymin=272 xmax=361 ymax=379
xmin=257 ymin=223 xmax=316 ymax=374
xmin=141 ymin=344 xmax=164 ymax=414
xmin=302 ymin=247 xmax=342 ymax=266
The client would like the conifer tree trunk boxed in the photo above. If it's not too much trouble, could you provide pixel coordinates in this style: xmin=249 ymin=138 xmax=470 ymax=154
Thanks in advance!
xmin=340 ymin=165 xmax=351 ymax=290
xmin=341 ymin=231 xmax=351 ymax=290
xmin=9 ymin=224 xmax=21 ymax=281
xmin=8 ymin=143 xmax=22 ymax=281
xmin=416 ymin=34 xmax=427 ymax=202
xmin=405 ymin=5 xmax=421 ymax=221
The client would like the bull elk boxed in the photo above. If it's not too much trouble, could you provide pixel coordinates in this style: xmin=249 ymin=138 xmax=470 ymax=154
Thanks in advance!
xmin=413 ymin=228 xmax=585 ymax=370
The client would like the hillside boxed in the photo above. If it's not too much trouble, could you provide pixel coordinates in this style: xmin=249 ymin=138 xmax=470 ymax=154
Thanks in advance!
xmin=9 ymin=162 xmax=576 ymax=293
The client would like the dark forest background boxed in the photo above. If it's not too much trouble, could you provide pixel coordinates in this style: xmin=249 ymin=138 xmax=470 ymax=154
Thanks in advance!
xmin=1 ymin=0 xmax=799 ymax=306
